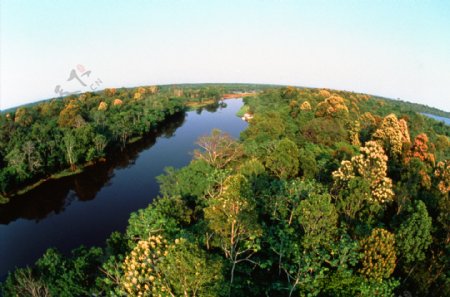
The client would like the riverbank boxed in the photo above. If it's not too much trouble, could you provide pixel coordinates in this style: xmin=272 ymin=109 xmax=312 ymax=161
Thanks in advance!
xmin=185 ymin=99 xmax=217 ymax=109
xmin=236 ymin=104 xmax=250 ymax=117
xmin=185 ymin=93 xmax=256 ymax=110
xmin=0 ymin=159 xmax=107 ymax=204
xmin=223 ymin=92 xmax=257 ymax=99
xmin=0 ymin=110 xmax=185 ymax=203
xmin=0 ymin=97 xmax=239 ymax=203
xmin=0 ymin=98 xmax=247 ymax=279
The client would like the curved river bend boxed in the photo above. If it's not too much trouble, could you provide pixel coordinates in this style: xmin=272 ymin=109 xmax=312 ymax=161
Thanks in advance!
xmin=0 ymin=99 xmax=247 ymax=278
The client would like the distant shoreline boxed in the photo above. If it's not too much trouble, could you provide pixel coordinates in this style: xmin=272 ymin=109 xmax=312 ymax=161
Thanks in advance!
xmin=421 ymin=113 xmax=450 ymax=125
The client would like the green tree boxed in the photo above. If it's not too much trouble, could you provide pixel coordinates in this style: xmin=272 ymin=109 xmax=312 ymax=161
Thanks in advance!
xmin=237 ymin=157 xmax=265 ymax=178
xmin=62 ymin=129 xmax=79 ymax=171
xmin=241 ymin=112 xmax=286 ymax=143
xmin=5 ymin=146 xmax=28 ymax=179
xmin=395 ymin=200 xmax=432 ymax=264
xmin=265 ymin=138 xmax=300 ymax=179
xmin=157 ymin=160 xmax=215 ymax=200
xmin=335 ymin=177 xmax=371 ymax=222
xmin=298 ymin=148 xmax=318 ymax=179
xmin=22 ymin=140 xmax=42 ymax=173
xmin=204 ymin=174 xmax=262 ymax=288
xmin=35 ymin=247 xmax=102 ymax=297
xmin=163 ymin=238 xmax=225 ymax=297
xmin=359 ymin=228 xmax=397 ymax=282
xmin=93 ymin=134 xmax=108 ymax=157
xmin=1 ymin=268 xmax=50 ymax=297
xmin=126 ymin=195 xmax=192 ymax=241
xmin=298 ymin=192 xmax=338 ymax=249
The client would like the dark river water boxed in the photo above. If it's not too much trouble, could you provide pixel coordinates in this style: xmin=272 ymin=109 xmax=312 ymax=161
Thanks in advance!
xmin=0 ymin=99 xmax=247 ymax=278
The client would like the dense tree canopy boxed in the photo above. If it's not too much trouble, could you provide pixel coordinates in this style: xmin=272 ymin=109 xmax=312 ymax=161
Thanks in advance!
xmin=1 ymin=85 xmax=449 ymax=296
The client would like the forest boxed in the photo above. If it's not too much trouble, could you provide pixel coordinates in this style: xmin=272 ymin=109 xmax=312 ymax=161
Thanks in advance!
xmin=1 ymin=85 xmax=450 ymax=296
xmin=0 ymin=84 xmax=262 ymax=203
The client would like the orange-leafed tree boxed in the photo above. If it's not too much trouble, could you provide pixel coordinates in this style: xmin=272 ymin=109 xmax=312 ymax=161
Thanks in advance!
xmin=435 ymin=160 xmax=450 ymax=195
xmin=58 ymin=100 xmax=85 ymax=128
xmin=372 ymin=113 xmax=410 ymax=157
xmin=300 ymin=101 xmax=311 ymax=111
xmin=98 ymin=101 xmax=108 ymax=111
xmin=346 ymin=120 xmax=361 ymax=146
xmin=315 ymin=95 xmax=349 ymax=118
xmin=120 ymin=235 xmax=170 ymax=296
xmin=318 ymin=89 xmax=331 ymax=98
xmin=104 ymin=88 xmax=116 ymax=97
xmin=14 ymin=107 xmax=33 ymax=127
xmin=406 ymin=133 xmax=435 ymax=165
xmin=359 ymin=228 xmax=397 ymax=282
xmin=281 ymin=86 xmax=300 ymax=100
xmin=113 ymin=99 xmax=123 ymax=106
xmin=147 ymin=86 xmax=159 ymax=94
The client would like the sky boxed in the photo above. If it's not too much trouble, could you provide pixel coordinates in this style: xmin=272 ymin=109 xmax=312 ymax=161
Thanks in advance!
xmin=1 ymin=0 xmax=449 ymax=111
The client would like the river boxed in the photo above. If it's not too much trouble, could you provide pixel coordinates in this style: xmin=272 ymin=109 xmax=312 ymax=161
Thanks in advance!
xmin=421 ymin=113 xmax=450 ymax=125
xmin=0 ymin=99 xmax=247 ymax=278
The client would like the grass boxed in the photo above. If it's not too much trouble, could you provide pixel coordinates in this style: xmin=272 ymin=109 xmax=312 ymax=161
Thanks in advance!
xmin=236 ymin=105 xmax=250 ymax=117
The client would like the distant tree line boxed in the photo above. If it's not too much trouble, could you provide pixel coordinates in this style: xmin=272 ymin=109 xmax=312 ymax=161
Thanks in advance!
xmin=1 ymin=86 xmax=449 ymax=296
xmin=0 ymin=84 xmax=261 ymax=202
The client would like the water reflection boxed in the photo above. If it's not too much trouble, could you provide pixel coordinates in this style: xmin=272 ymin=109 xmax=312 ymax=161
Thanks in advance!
xmin=0 ymin=112 xmax=186 ymax=224
xmin=0 ymin=99 xmax=247 ymax=279
xmin=194 ymin=101 xmax=227 ymax=115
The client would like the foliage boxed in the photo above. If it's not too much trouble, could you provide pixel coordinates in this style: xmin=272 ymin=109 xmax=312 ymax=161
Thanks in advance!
xmin=1 ymin=268 xmax=50 ymax=297
xmin=194 ymin=129 xmax=243 ymax=169
xmin=120 ymin=235 xmax=170 ymax=296
xmin=162 ymin=238 xmax=225 ymax=297
xmin=394 ymin=200 xmax=432 ymax=264
xmin=264 ymin=138 xmax=300 ymax=179
xmin=126 ymin=195 xmax=192 ymax=241
xmin=435 ymin=160 xmax=450 ymax=194
xmin=372 ymin=113 xmax=410 ymax=157
xmin=0 ymin=84 xmax=230 ymax=197
xmin=315 ymin=95 xmax=349 ymax=118
xmin=204 ymin=174 xmax=262 ymax=288
xmin=333 ymin=141 xmax=395 ymax=205
xmin=298 ymin=191 xmax=338 ymax=249
xmin=1 ymin=246 xmax=103 ymax=297
xmin=359 ymin=228 xmax=397 ymax=282
xmin=2 ymin=85 xmax=449 ymax=296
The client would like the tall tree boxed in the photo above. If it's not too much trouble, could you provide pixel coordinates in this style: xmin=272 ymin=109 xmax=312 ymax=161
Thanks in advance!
xmin=194 ymin=129 xmax=243 ymax=169
xmin=62 ymin=130 xmax=79 ymax=171
xmin=299 ymin=192 xmax=338 ymax=249
xmin=395 ymin=200 xmax=432 ymax=264
xmin=264 ymin=138 xmax=300 ymax=179
xmin=359 ymin=228 xmax=397 ymax=282
xmin=204 ymin=174 xmax=262 ymax=288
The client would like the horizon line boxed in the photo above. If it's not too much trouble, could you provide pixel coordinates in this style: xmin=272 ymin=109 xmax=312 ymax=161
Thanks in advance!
xmin=1 ymin=82 xmax=448 ymax=115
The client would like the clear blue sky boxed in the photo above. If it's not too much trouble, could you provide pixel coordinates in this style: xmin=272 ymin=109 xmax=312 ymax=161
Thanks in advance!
xmin=1 ymin=0 xmax=449 ymax=111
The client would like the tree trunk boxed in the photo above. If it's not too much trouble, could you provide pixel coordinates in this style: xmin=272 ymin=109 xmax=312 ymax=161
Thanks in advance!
xmin=229 ymin=260 xmax=236 ymax=297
